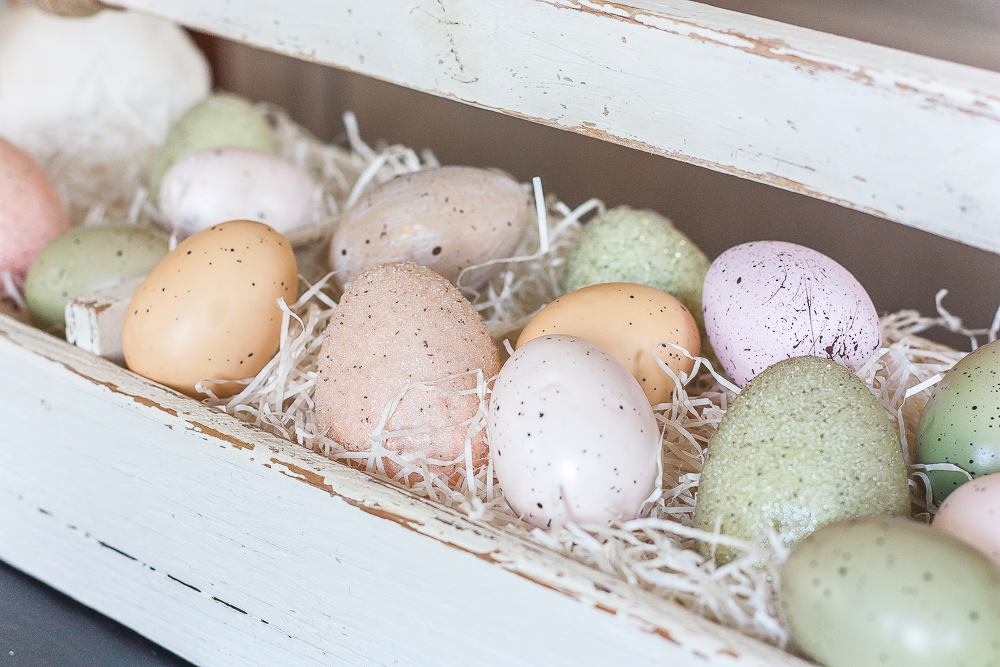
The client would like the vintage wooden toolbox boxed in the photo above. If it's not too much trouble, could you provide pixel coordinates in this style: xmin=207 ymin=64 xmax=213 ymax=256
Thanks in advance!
xmin=1 ymin=1 xmax=998 ymax=665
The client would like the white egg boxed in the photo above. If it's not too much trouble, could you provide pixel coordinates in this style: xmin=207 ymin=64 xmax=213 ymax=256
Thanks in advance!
xmin=488 ymin=334 xmax=661 ymax=529
xmin=158 ymin=147 xmax=321 ymax=243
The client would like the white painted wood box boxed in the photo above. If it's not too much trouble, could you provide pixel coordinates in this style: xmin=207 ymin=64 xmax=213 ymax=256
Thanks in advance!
xmin=2 ymin=1 xmax=998 ymax=665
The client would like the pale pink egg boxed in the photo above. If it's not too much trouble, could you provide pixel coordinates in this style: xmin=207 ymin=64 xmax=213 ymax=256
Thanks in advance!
xmin=0 ymin=138 xmax=69 ymax=277
xmin=933 ymin=472 xmax=1000 ymax=568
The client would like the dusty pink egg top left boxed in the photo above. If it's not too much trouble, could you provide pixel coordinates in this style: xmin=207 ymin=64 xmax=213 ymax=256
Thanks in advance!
xmin=0 ymin=137 xmax=70 ymax=277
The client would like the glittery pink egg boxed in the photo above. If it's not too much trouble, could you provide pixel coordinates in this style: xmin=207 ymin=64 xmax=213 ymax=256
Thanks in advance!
xmin=314 ymin=262 xmax=500 ymax=484
xmin=702 ymin=241 xmax=880 ymax=387
xmin=0 ymin=138 xmax=70 ymax=277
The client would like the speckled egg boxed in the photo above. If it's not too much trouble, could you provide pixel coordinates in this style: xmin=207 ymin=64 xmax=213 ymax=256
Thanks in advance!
xmin=150 ymin=93 xmax=276 ymax=198
xmin=0 ymin=137 xmax=70 ymax=277
xmin=314 ymin=262 xmax=500 ymax=482
xmin=703 ymin=241 xmax=880 ymax=387
xmin=781 ymin=516 xmax=1000 ymax=667
xmin=934 ymin=472 xmax=1000 ymax=567
xmin=488 ymin=334 xmax=661 ymax=529
xmin=694 ymin=356 xmax=910 ymax=563
xmin=158 ymin=147 xmax=320 ymax=242
xmin=122 ymin=220 xmax=298 ymax=398
xmin=25 ymin=225 xmax=169 ymax=328
xmin=563 ymin=206 xmax=709 ymax=325
xmin=516 ymin=283 xmax=700 ymax=406
xmin=330 ymin=166 xmax=532 ymax=293
xmin=916 ymin=339 xmax=1000 ymax=503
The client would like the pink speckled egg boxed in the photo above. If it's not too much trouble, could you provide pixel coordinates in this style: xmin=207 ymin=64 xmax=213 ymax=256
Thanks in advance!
xmin=702 ymin=241 xmax=880 ymax=387
xmin=0 ymin=137 xmax=70 ymax=277
xmin=934 ymin=472 xmax=1000 ymax=568
xmin=314 ymin=262 xmax=500 ymax=483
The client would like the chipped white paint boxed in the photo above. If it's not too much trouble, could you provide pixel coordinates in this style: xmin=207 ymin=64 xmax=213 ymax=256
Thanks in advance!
xmin=116 ymin=0 xmax=1000 ymax=252
xmin=64 ymin=276 xmax=143 ymax=363
xmin=0 ymin=313 xmax=806 ymax=666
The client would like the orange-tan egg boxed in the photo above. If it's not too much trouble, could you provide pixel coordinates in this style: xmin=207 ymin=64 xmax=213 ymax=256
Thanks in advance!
xmin=516 ymin=283 xmax=700 ymax=405
xmin=122 ymin=220 xmax=298 ymax=398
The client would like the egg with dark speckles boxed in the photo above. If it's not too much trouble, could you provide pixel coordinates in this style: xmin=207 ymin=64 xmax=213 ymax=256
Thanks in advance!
xmin=516 ymin=283 xmax=700 ymax=406
xmin=694 ymin=356 xmax=910 ymax=563
xmin=916 ymin=339 xmax=1000 ymax=502
xmin=703 ymin=241 xmax=880 ymax=387
xmin=934 ymin=472 xmax=1000 ymax=567
xmin=330 ymin=166 xmax=532 ymax=294
xmin=25 ymin=225 xmax=169 ymax=328
xmin=781 ymin=515 xmax=1000 ymax=667
xmin=488 ymin=334 xmax=661 ymax=529
xmin=122 ymin=220 xmax=297 ymax=398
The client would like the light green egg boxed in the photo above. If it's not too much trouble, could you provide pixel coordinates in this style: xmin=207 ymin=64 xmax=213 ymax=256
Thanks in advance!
xmin=781 ymin=516 xmax=1000 ymax=667
xmin=916 ymin=339 xmax=1000 ymax=503
xmin=25 ymin=226 xmax=169 ymax=329
xmin=694 ymin=356 xmax=910 ymax=563
xmin=563 ymin=206 xmax=712 ymax=359
xmin=150 ymin=93 xmax=277 ymax=198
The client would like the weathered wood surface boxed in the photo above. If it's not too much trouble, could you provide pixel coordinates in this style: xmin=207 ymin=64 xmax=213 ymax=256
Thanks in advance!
xmin=0 ymin=313 xmax=808 ymax=666
xmin=117 ymin=0 xmax=1000 ymax=253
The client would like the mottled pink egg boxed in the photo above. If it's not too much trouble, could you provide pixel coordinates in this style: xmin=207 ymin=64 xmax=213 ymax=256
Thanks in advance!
xmin=933 ymin=472 xmax=1000 ymax=568
xmin=0 ymin=138 xmax=69 ymax=277
xmin=702 ymin=241 xmax=880 ymax=387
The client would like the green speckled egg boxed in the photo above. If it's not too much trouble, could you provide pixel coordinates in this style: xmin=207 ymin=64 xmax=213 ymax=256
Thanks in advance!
xmin=25 ymin=226 xmax=169 ymax=328
xmin=563 ymin=206 xmax=709 ymax=319
xmin=916 ymin=340 xmax=1000 ymax=503
xmin=150 ymin=93 xmax=276 ymax=197
xmin=694 ymin=356 xmax=910 ymax=563
xmin=781 ymin=516 xmax=1000 ymax=667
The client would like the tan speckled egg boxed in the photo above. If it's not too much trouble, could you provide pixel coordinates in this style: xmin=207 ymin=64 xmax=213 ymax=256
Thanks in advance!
xmin=122 ymin=220 xmax=298 ymax=398
xmin=0 ymin=137 xmax=70 ymax=277
xmin=315 ymin=261 xmax=500 ymax=482
xmin=516 ymin=283 xmax=700 ymax=406
xmin=330 ymin=166 xmax=532 ymax=294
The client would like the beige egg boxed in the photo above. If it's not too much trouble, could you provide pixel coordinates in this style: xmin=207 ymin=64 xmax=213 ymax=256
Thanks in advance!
xmin=517 ymin=283 xmax=700 ymax=405
xmin=330 ymin=166 xmax=532 ymax=294
xmin=315 ymin=262 xmax=500 ymax=483
xmin=0 ymin=137 xmax=70 ymax=276
xmin=123 ymin=220 xmax=298 ymax=398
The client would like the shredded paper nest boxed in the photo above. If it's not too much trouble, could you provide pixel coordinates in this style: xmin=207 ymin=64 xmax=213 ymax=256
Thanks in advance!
xmin=17 ymin=104 xmax=1000 ymax=651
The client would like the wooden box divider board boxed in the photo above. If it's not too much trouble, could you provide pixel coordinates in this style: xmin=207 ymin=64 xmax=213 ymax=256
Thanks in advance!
xmin=2 ymin=1 xmax=996 ymax=665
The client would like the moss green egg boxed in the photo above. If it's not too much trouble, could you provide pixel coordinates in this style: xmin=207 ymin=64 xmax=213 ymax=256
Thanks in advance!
xmin=150 ymin=93 xmax=277 ymax=198
xmin=25 ymin=225 xmax=170 ymax=329
xmin=693 ymin=355 xmax=910 ymax=563
xmin=916 ymin=339 xmax=1000 ymax=503
xmin=781 ymin=515 xmax=1000 ymax=667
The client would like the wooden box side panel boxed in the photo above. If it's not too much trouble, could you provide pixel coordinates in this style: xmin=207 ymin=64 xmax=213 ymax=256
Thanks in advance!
xmin=0 ymin=315 xmax=809 ymax=666
xmin=117 ymin=0 xmax=1000 ymax=252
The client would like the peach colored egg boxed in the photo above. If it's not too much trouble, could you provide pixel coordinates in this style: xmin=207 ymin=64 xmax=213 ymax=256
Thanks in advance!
xmin=122 ymin=220 xmax=298 ymax=398
xmin=933 ymin=472 xmax=1000 ymax=568
xmin=0 ymin=137 xmax=69 ymax=277
xmin=314 ymin=262 xmax=500 ymax=483
xmin=516 ymin=283 xmax=700 ymax=406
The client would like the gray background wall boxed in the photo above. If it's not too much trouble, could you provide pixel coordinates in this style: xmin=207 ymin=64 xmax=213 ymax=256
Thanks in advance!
xmin=197 ymin=0 xmax=1000 ymax=349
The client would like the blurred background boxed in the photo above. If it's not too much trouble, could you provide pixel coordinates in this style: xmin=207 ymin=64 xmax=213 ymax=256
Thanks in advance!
xmin=194 ymin=0 xmax=1000 ymax=351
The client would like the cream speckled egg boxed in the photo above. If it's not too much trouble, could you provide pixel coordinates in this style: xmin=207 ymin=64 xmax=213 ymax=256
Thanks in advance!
xmin=0 ymin=137 xmax=69 ymax=277
xmin=122 ymin=220 xmax=298 ymax=398
xmin=314 ymin=262 xmax=500 ymax=482
xmin=517 ymin=283 xmax=699 ymax=406
xmin=934 ymin=472 xmax=1000 ymax=568
xmin=489 ymin=335 xmax=661 ymax=529
xmin=703 ymin=241 xmax=880 ymax=387
xmin=330 ymin=166 xmax=532 ymax=293
xmin=158 ymin=147 xmax=320 ymax=243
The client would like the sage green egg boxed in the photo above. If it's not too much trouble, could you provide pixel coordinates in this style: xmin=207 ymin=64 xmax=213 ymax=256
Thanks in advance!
xmin=25 ymin=226 xmax=169 ymax=328
xmin=150 ymin=93 xmax=277 ymax=198
xmin=693 ymin=356 xmax=910 ymax=563
xmin=563 ymin=206 xmax=712 ymax=360
xmin=916 ymin=340 xmax=1000 ymax=503
xmin=781 ymin=516 xmax=1000 ymax=667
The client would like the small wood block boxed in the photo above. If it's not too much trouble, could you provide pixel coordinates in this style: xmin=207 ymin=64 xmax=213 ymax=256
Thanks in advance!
xmin=65 ymin=276 xmax=144 ymax=364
